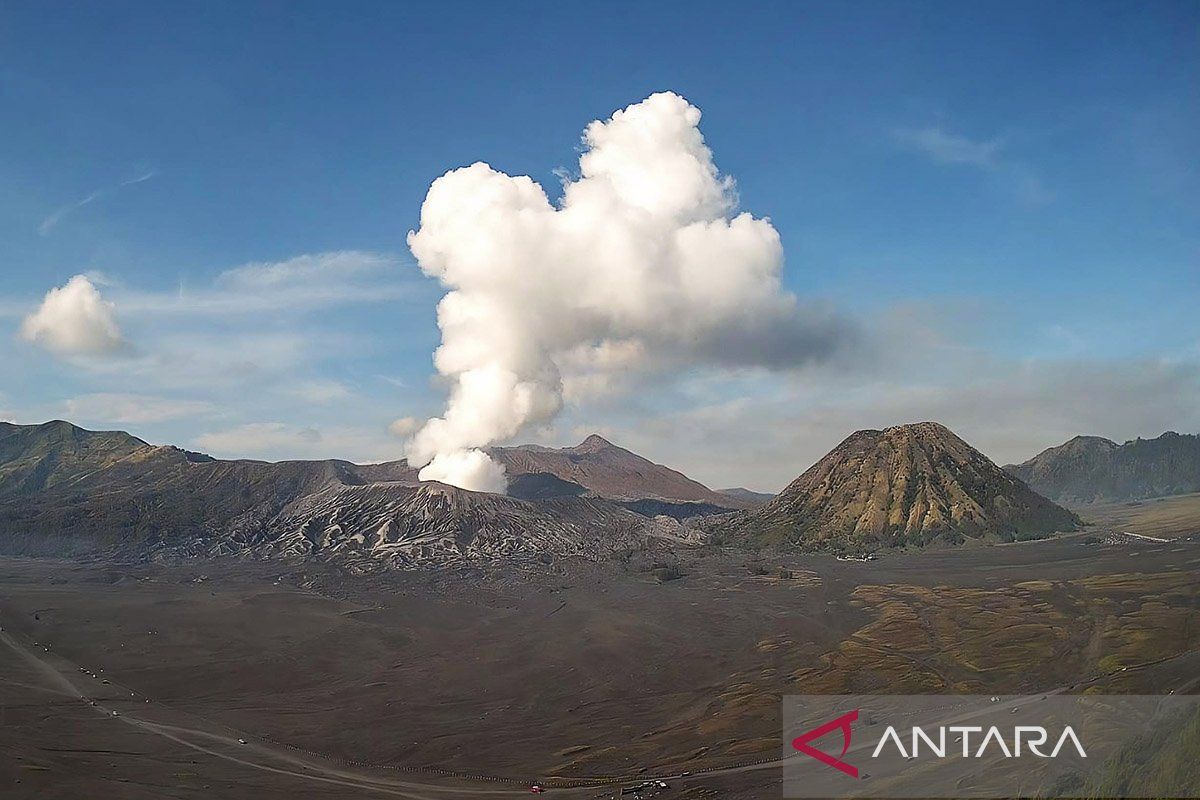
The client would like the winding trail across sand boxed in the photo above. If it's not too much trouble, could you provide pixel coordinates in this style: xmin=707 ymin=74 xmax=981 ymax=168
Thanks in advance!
xmin=1 ymin=626 xmax=525 ymax=799
xmin=5 ymin=574 xmax=1198 ymax=798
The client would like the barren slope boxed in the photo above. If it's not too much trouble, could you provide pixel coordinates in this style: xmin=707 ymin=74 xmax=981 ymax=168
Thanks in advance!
xmin=491 ymin=434 xmax=749 ymax=509
xmin=739 ymin=422 xmax=1079 ymax=548
xmin=0 ymin=421 xmax=645 ymax=567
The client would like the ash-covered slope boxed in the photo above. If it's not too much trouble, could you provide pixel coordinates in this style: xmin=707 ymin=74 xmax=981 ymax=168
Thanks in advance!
xmin=0 ymin=421 xmax=646 ymax=567
xmin=1005 ymin=431 xmax=1200 ymax=504
xmin=172 ymin=483 xmax=646 ymax=570
xmin=738 ymin=422 xmax=1079 ymax=549
xmin=491 ymin=434 xmax=749 ymax=515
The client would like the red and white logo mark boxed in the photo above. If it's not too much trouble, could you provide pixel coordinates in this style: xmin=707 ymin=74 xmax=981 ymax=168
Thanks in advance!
xmin=791 ymin=708 xmax=859 ymax=778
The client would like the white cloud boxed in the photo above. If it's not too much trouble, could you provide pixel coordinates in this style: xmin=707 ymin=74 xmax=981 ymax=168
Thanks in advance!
xmin=388 ymin=416 xmax=420 ymax=438
xmin=194 ymin=422 xmax=401 ymax=463
xmin=6 ymin=251 xmax=412 ymax=393
xmin=61 ymin=329 xmax=320 ymax=392
xmin=3 ymin=252 xmax=428 ymax=461
xmin=62 ymin=392 xmax=213 ymax=424
xmin=195 ymin=422 xmax=320 ymax=457
xmin=292 ymin=380 xmax=354 ymax=404
xmin=893 ymin=125 xmax=1051 ymax=204
xmin=116 ymin=251 xmax=418 ymax=316
xmin=217 ymin=251 xmax=387 ymax=290
xmin=19 ymin=275 xmax=127 ymax=357
xmin=893 ymin=126 xmax=1002 ymax=167
xmin=406 ymin=91 xmax=852 ymax=491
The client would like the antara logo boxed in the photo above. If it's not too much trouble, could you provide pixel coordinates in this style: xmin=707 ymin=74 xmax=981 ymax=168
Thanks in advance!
xmin=791 ymin=710 xmax=1088 ymax=779
xmin=871 ymin=725 xmax=1087 ymax=760
xmin=791 ymin=709 xmax=860 ymax=778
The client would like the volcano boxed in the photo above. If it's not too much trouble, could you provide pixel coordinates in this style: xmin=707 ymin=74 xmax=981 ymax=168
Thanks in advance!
xmin=738 ymin=422 xmax=1079 ymax=549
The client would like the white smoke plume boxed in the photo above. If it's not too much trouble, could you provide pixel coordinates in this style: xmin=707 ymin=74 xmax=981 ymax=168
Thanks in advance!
xmin=406 ymin=92 xmax=848 ymax=492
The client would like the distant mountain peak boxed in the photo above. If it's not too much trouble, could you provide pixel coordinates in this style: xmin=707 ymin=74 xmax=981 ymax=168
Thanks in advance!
xmin=883 ymin=420 xmax=952 ymax=435
xmin=37 ymin=419 xmax=92 ymax=439
xmin=489 ymin=434 xmax=752 ymax=510
xmin=841 ymin=421 xmax=959 ymax=446
xmin=1063 ymin=434 xmax=1118 ymax=447
xmin=573 ymin=433 xmax=616 ymax=452
xmin=1006 ymin=430 xmax=1200 ymax=504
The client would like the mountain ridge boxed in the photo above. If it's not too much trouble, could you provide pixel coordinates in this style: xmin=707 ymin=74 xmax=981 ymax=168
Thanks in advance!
xmin=1005 ymin=430 xmax=1200 ymax=504
xmin=489 ymin=434 xmax=751 ymax=511
xmin=0 ymin=420 xmax=700 ymax=567
xmin=0 ymin=419 xmax=1124 ymax=568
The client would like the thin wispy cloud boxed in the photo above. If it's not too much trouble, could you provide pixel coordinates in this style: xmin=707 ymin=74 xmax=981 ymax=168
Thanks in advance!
xmin=618 ymin=351 xmax=1200 ymax=491
xmin=62 ymin=392 xmax=214 ymax=424
xmin=38 ymin=170 xmax=157 ymax=236
xmin=115 ymin=251 xmax=425 ymax=315
xmin=893 ymin=126 xmax=1003 ymax=168
xmin=0 ymin=252 xmax=420 ymax=325
xmin=291 ymin=379 xmax=355 ymax=404
xmin=193 ymin=421 xmax=402 ymax=463
xmin=893 ymin=125 xmax=1052 ymax=204
xmin=2 ymin=247 xmax=433 ymax=459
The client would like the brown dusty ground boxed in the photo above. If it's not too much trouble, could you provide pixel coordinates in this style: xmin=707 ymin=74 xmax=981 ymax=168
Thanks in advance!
xmin=1 ymin=524 xmax=1198 ymax=800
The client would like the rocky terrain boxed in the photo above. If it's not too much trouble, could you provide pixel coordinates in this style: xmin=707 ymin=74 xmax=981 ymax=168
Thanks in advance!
xmin=0 ymin=419 xmax=1100 ymax=568
xmin=169 ymin=484 xmax=652 ymax=570
xmin=4 ymin=423 xmax=1199 ymax=800
xmin=0 ymin=421 xmax=653 ymax=568
xmin=1006 ymin=431 xmax=1200 ymax=504
xmin=4 ymin=528 xmax=1197 ymax=799
xmin=735 ymin=421 xmax=1079 ymax=549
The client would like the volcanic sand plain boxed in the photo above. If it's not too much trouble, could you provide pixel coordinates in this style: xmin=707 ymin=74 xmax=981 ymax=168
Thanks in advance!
xmin=2 ymin=518 xmax=1198 ymax=799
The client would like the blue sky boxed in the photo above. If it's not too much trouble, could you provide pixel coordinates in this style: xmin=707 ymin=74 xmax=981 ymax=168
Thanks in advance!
xmin=2 ymin=1 xmax=1198 ymax=490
